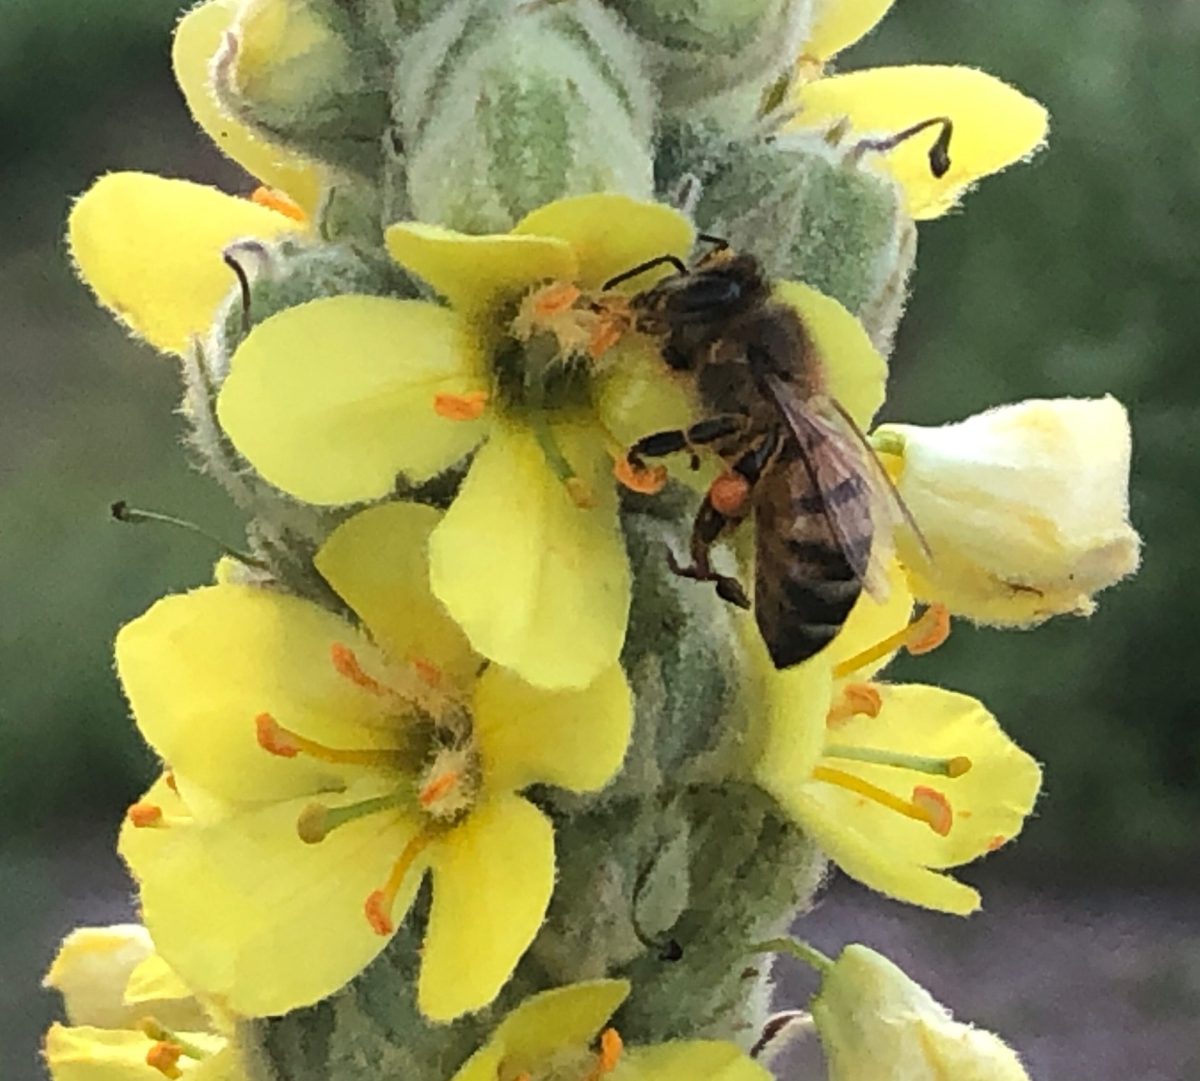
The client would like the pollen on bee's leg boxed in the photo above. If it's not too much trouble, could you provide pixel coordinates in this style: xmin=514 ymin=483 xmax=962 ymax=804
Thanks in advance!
xmin=364 ymin=832 xmax=432 ymax=936
xmin=826 ymin=682 xmax=882 ymax=727
xmin=249 ymin=186 xmax=307 ymax=222
xmin=709 ymin=471 xmax=752 ymax=517
xmin=127 ymin=802 xmax=164 ymax=828
xmin=911 ymin=786 xmax=953 ymax=836
xmin=613 ymin=455 xmax=667 ymax=495
xmin=433 ymin=390 xmax=489 ymax=421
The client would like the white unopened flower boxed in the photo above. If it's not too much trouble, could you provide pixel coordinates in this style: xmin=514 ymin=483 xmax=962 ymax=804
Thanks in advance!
xmin=876 ymin=396 xmax=1140 ymax=625
xmin=812 ymin=944 xmax=1031 ymax=1081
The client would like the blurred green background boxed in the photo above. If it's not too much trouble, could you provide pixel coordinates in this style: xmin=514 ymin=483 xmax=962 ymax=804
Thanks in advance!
xmin=2 ymin=0 xmax=1197 ymax=1077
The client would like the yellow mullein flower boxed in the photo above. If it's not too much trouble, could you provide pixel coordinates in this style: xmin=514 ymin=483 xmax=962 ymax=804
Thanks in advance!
xmin=876 ymin=396 xmax=1141 ymax=625
xmin=216 ymin=192 xmax=697 ymax=690
xmin=68 ymin=0 xmax=319 ymax=356
xmin=750 ymin=574 xmax=1042 ymax=915
xmin=116 ymin=502 xmax=633 ymax=1021
xmin=789 ymin=0 xmax=1049 ymax=219
xmin=449 ymin=979 xmax=773 ymax=1081
xmin=43 ymin=923 xmax=245 ymax=1081
xmin=811 ymin=943 xmax=1032 ymax=1080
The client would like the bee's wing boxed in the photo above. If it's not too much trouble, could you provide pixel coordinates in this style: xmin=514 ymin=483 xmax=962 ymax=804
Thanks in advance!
xmin=762 ymin=375 xmax=917 ymax=601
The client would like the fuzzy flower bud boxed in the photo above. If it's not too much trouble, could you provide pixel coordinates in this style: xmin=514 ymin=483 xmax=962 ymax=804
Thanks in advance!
xmin=396 ymin=0 xmax=655 ymax=231
xmin=606 ymin=0 xmax=814 ymax=109
xmin=217 ymin=0 xmax=390 ymax=176
xmin=812 ymin=944 xmax=1031 ymax=1081
xmin=877 ymin=396 xmax=1141 ymax=625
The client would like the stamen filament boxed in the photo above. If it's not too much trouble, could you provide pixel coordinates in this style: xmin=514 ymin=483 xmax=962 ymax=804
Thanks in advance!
xmin=531 ymin=419 xmax=595 ymax=508
xmin=823 ymin=745 xmax=972 ymax=778
xmin=364 ymin=831 xmax=434 ymax=936
xmin=833 ymin=604 xmax=951 ymax=678
xmin=255 ymin=713 xmax=403 ymax=768
xmin=812 ymin=765 xmax=953 ymax=835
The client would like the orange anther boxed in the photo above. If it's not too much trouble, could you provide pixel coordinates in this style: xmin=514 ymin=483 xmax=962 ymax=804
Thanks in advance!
xmin=365 ymin=890 xmax=394 ymax=936
xmin=163 ymin=770 xmax=178 ymax=793
xmin=709 ymin=471 xmax=752 ymax=517
xmin=565 ymin=476 xmax=597 ymax=509
xmin=249 ymin=186 xmax=307 ymax=222
xmin=127 ymin=802 xmax=164 ymax=828
xmin=434 ymin=390 xmax=489 ymax=421
xmin=255 ymin=712 xmax=299 ymax=758
xmin=532 ymin=280 xmax=582 ymax=316
xmin=907 ymin=603 xmax=950 ymax=656
xmin=419 ymin=770 xmax=460 ymax=808
xmin=331 ymin=643 xmax=390 ymax=697
xmin=613 ymin=456 xmax=667 ymax=495
xmin=588 ymin=317 xmax=625 ymax=358
xmin=912 ymin=786 xmax=953 ymax=837
xmin=598 ymin=1028 xmax=623 ymax=1072
xmin=411 ymin=657 xmax=443 ymax=689
xmin=826 ymin=682 xmax=882 ymax=728
xmin=987 ymin=834 xmax=1007 ymax=853
xmin=146 ymin=1041 xmax=184 ymax=1080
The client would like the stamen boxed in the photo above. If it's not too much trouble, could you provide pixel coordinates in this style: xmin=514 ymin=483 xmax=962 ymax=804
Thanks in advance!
xmin=364 ymin=832 xmax=434 ymax=936
xmin=249 ymin=186 xmax=307 ymax=222
xmin=411 ymin=657 xmax=443 ymax=688
xmin=823 ymin=745 xmax=972 ymax=778
xmin=826 ymin=682 xmax=882 ymax=727
xmin=419 ymin=770 xmax=461 ymax=808
xmin=296 ymin=794 xmax=401 ymax=844
xmin=531 ymin=280 xmax=582 ymax=316
xmin=812 ymin=766 xmax=954 ymax=835
xmin=331 ymin=643 xmax=392 ymax=697
xmin=833 ymin=604 xmax=951 ymax=678
xmin=565 ymin=477 xmax=598 ymax=509
xmin=584 ymin=1028 xmax=624 ymax=1081
xmin=588 ymin=316 xmax=625 ymax=358
xmin=146 ymin=1042 xmax=183 ymax=1080
xmin=709 ymin=471 xmax=752 ymax=517
xmin=163 ymin=770 xmax=179 ymax=793
xmin=613 ymin=455 xmax=667 ymax=495
xmin=434 ymin=390 xmax=489 ymax=421
xmin=911 ymin=786 xmax=953 ymax=836
xmin=127 ymin=802 xmax=164 ymax=828
xmin=255 ymin=712 xmax=403 ymax=768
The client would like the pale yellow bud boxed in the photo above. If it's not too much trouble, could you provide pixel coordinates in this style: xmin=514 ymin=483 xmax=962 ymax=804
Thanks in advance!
xmin=43 ymin=925 xmax=154 ymax=1028
xmin=812 ymin=944 xmax=1031 ymax=1081
xmin=878 ymin=396 xmax=1140 ymax=625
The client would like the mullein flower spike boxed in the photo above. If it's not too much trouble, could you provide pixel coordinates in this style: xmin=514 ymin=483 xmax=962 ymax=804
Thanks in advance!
xmin=55 ymin=0 xmax=1141 ymax=1078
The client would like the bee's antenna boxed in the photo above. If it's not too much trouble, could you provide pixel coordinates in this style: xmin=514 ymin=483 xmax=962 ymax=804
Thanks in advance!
xmin=111 ymin=500 xmax=269 ymax=570
xmin=849 ymin=116 xmax=954 ymax=178
xmin=602 ymin=253 xmax=689 ymax=291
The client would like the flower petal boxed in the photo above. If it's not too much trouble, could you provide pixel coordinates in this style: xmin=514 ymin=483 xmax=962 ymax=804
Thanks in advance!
xmin=315 ymin=503 xmax=477 ymax=686
xmin=68 ymin=173 xmax=301 ymax=355
xmin=116 ymin=585 xmax=401 ymax=803
xmin=513 ymin=194 xmax=695 ymax=291
xmin=172 ymin=0 xmax=322 ymax=212
xmin=772 ymin=281 xmax=886 ymax=427
xmin=473 ymin=663 xmax=632 ymax=794
xmin=124 ymin=793 xmax=425 ymax=1016
xmin=385 ymin=223 xmax=576 ymax=325
xmin=791 ymin=789 xmax=981 ymax=914
xmin=430 ymin=421 xmax=631 ymax=690
xmin=217 ymin=295 xmax=487 ymax=504
xmin=817 ymin=684 xmax=1042 ymax=867
xmin=43 ymin=926 xmax=161 ymax=1030
xmin=420 ymin=794 xmax=555 ymax=1020
xmin=802 ymin=0 xmax=895 ymax=61
xmin=618 ymin=1042 xmax=775 ymax=1081
xmin=451 ymin=981 xmax=630 ymax=1081
xmin=44 ymin=1023 xmax=224 ymax=1081
xmin=791 ymin=66 xmax=1049 ymax=220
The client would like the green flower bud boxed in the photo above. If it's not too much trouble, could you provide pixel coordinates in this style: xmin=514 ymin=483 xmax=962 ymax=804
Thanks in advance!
xmin=394 ymin=0 xmax=656 ymax=231
xmin=659 ymin=120 xmax=914 ymax=347
xmin=216 ymin=0 xmax=392 ymax=177
xmin=606 ymin=0 xmax=814 ymax=109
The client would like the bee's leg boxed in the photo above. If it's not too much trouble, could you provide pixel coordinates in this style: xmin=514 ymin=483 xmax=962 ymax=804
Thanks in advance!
xmin=625 ymin=414 xmax=746 ymax=472
xmin=665 ymin=430 xmax=782 ymax=609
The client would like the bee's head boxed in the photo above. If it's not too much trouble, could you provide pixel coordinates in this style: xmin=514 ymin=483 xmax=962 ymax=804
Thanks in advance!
xmin=634 ymin=251 xmax=768 ymax=328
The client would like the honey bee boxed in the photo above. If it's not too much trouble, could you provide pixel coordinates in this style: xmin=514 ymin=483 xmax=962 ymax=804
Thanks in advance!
xmin=605 ymin=241 xmax=924 ymax=669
